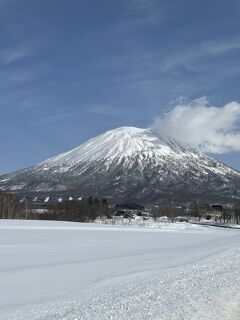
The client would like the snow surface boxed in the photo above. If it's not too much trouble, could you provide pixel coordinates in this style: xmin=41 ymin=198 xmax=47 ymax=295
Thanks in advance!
xmin=0 ymin=220 xmax=239 ymax=320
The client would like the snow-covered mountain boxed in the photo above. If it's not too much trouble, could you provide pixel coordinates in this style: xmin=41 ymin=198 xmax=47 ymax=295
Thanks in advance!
xmin=1 ymin=126 xmax=240 ymax=203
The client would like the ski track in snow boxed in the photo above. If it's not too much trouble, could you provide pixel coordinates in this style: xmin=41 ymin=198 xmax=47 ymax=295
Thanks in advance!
xmin=0 ymin=220 xmax=239 ymax=320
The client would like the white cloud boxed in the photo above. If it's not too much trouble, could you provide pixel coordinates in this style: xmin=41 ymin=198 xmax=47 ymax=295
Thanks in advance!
xmin=151 ymin=98 xmax=240 ymax=153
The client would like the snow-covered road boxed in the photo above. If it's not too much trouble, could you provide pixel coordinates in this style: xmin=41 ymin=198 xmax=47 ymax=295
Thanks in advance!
xmin=0 ymin=220 xmax=239 ymax=319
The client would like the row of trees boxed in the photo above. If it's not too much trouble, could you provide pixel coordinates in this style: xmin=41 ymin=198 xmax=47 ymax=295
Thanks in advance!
xmin=151 ymin=205 xmax=184 ymax=222
xmin=1 ymin=189 xmax=239 ymax=225
xmin=0 ymin=191 xmax=16 ymax=219
xmin=0 ymin=191 xmax=111 ymax=222
xmin=151 ymin=202 xmax=240 ymax=224
xmin=35 ymin=197 xmax=112 ymax=222
xmin=188 ymin=203 xmax=240 ymax=224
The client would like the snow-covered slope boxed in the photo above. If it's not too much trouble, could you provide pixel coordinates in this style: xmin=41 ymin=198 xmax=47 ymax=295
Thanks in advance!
xmin=0 ymin=220 xmax=240 ymax=320
xmin=0 ymin=126 xmax=240 ymax=202
xmin=41 ymin=127 xmax=198 ymax=168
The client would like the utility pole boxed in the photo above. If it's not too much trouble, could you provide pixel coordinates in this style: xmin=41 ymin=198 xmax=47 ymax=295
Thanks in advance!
xmin=25 ymin=199 xmax=28 ymax=220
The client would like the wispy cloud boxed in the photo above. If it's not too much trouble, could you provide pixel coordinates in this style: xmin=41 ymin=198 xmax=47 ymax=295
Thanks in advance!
xmin=152 ymin=97 xmax=240 ymax=153
xmin=120 ymin=0 xmax=175 ymax=30
xmin=204 ymin=39 xmax=240 ymax=54
xmin=0 ymin=47 xmax=30 ymax=65
xmin=161 ymin=38 xmax=240 ymax=72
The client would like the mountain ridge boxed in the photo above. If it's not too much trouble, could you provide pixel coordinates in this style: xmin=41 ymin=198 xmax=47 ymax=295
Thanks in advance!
xmin=1 ymin=126 xmax=240 ymax=203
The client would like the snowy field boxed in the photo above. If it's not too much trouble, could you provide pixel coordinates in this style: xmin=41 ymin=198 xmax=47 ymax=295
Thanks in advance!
xmin=0 ymin=220 xmax=239 ymax=320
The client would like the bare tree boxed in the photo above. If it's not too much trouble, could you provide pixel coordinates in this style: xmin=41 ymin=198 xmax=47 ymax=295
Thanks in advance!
xmin=0 ymin=191 xmax=16 ymax=219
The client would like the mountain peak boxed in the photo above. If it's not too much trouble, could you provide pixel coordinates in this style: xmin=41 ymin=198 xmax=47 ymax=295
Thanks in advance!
xmin=41 ymin=126 xmax=197 ymax=168
xmin=104 ymin=126 xmax=146 ymax=134
xmin=1 ymin=126 xmax=240 ymax=203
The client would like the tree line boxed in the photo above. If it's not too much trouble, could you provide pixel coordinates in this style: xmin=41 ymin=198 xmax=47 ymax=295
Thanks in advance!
xmin=151 ymin=202 xmax=240 ymax=224
xmin=39 ymin=197 xmax=112 ymax=222
xmin=0 ymin=190 xmax=16 ymax=219
xmin=0 ymin=191 xmax=112 ymax=222
xmin=0 ymin=189 xmax=239 ymax=225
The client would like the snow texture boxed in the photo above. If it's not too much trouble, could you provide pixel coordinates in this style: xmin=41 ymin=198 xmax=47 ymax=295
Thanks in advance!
xmin=41 ymin=127 xmax=198 ymax=167
xmin=0 ymin=219 xmax=239 ymax=320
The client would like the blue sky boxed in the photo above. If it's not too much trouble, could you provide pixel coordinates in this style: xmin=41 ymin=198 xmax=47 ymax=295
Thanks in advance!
xmin=1 ymin=0 xmax=240 ymax=174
